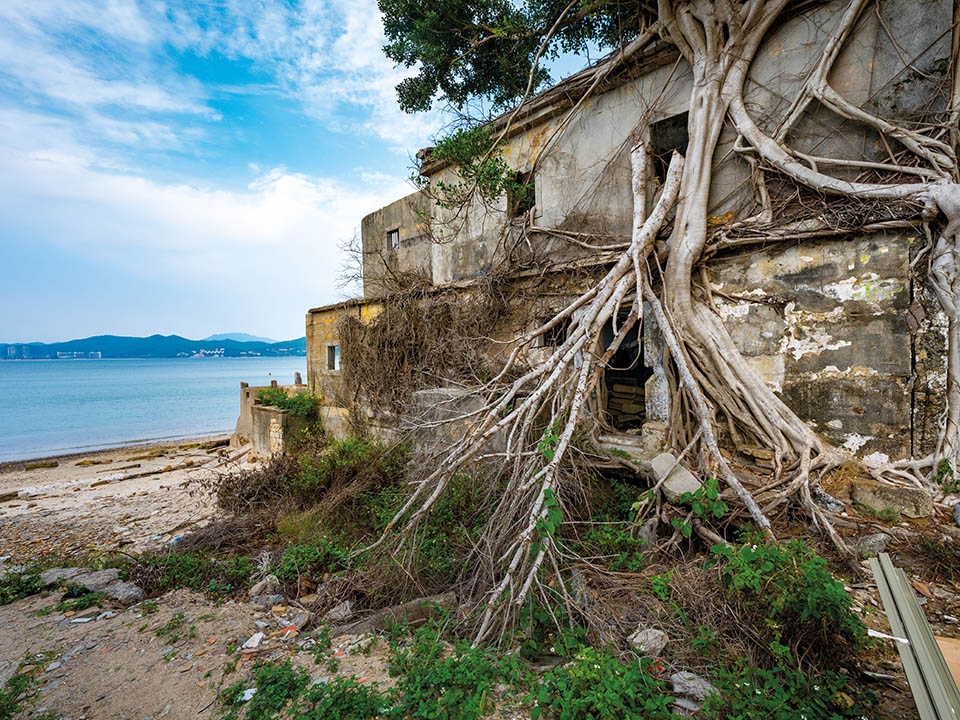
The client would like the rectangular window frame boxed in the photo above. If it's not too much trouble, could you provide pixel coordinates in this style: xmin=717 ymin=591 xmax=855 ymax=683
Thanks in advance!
xmin=326 ymin=344 xmax=340 ymax=371
xmin=387 ymin=227 xmax=400 ymax=251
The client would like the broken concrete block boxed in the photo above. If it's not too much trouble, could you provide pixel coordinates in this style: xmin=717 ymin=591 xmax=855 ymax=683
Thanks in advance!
xmin=39 ymin=568 xmax=86 ymax=586
xmin=850 ymin=481 xmax=933 ymax=518
xmin=102 ymin=580 xmax=143 ymax=606
xmin=627 ymin=628 xmax=668 ymax=657
xmin=641 ymin=422 xmax=669 ymax=456
xmin=69 ymin=569 xmax=121 ymax=593
xmin=323 ymin=601 xmax=353 ymax=623
xmin=670 ymin=671 xmax=718 ymax=701
xmin=651 ymin=453 xmax=701 ymax=504
xmin=848 ymin=532 xmax=890 ymax=558
xmin=250 ymin=575 xmax=279 ymax=597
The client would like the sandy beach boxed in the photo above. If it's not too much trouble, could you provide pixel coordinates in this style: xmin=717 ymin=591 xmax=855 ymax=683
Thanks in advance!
xmin=0 ymin=435 xmax=250 ymax=561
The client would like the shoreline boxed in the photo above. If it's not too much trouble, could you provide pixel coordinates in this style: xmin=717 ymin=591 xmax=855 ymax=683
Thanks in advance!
xmin=0 ymin=432 xmax=232 ymax=472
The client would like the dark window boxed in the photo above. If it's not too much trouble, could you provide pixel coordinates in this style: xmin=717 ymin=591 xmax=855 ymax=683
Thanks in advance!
xmin=540 ymin=317 xmax=570 ymax=347
xmin=326 ymin=345 xmax=340 ymax=371
xmin=650 ymin=112 xmax=689 ymax=183
xmin=508 ymin=171 xmax=535 ymax=217
xmin=387 ymin=228 xmax=400 ymax=251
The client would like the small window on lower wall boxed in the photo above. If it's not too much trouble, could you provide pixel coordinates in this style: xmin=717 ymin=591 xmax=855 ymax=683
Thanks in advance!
xmin=540 ymin=318 xmax=570 ymax=347
xmin=387 ymin=228 xmax=400 ymax=251
xmin=326 ymin=345 xmax=340 ymax=371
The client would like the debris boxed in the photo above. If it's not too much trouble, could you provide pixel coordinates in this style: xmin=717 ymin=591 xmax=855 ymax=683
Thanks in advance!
xmin=249 ymin=575 xmax=279 ymax=597
xmin=323 ymin=601 xmax=353 ymax=623
xmin=849 ymin=533 xmax=891 ymax=558
xmin=627 ymin=628 xmax=668 ymax=657
xmin=670 ymin=671 xmax=718 ymax=701
xmin=241 ymin=687 xmax=257 ymax=702
xmin=651 ymin=453 xmax=701 ymax=504
xmin=671 ymin=697 xmax=703 ymax=718
xmin=252 ymin=594 xmax=284 ymax=611
xmin=333 ymin=592 xmax=456 ymax=637
xmin=292 ymin=612 xmax=312 ymax=631
xmin=241 ymin=632 xmax=264 ymax=650
xmin=850 ymin=482 xmax=933 ymax=519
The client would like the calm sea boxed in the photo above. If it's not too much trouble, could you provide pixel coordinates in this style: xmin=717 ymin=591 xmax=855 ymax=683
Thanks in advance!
xmin=0 ymin=357 xmax=306 ymax=462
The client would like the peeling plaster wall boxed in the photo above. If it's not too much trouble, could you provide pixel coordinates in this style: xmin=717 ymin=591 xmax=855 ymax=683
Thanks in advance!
xmin=708 ymin=229 xmax=935 ymax=461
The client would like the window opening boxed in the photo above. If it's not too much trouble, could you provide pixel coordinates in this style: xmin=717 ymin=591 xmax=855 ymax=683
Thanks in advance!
xmin=387 ymin=228 xmax=400 ymax=251
xmin=326 ymin=345 xmax=340 ymax=371
xmin=602 ymin=308 xmax=652 ymax=431
xmin=540 ymin=317 xmax=570 ymax=347
xmin=650 ymin=112 xmax=689 ymax=183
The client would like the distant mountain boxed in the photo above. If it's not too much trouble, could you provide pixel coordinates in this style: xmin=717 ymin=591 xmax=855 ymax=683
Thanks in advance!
xmin=204 ymin=332 xmax=277 ymax=344
xmin=0 ymin=334 xmax=306 ymax=360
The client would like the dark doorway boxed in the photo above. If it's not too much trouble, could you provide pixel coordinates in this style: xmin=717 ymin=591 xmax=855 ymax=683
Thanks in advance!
xmin=602 ymin=309 xmax=652 ymax=430
xmin=650 ymin=112 xmax=689 ymax=183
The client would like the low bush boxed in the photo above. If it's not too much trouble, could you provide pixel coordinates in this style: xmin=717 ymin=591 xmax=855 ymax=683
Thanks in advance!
xmin=702 ymin=662 xmax=876 ymax=719
xmin=276 ymin=536 xmax=351 ymax=581
xmin=0 ymin=568 xmax=45 ymax=606
xmin=134 ymin=550 xmax=252 ymax=597
xmin=710 ymin=532 xmax=867 ymax=665
xmin=255 ymin=387 xmax=320 ymax=420
xmin=530 ymin=646 xmax=675 ymax=720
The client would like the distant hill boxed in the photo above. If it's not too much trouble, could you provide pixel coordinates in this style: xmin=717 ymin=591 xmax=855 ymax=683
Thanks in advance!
xmin=203 ymin=332 xmax=277 ymax=343
xmin=0 ymin=334 xmax=306 ymax=360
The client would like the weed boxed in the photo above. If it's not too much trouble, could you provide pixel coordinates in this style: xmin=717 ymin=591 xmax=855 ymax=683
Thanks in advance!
xmin=855 ymin=503 xmax=900 ymax=524
xmin=0 ymin=659 xmax=48 ymax=720
xmin=530 ymin=647 xmax=674 ymax=720
xmin=710 ymin=533 xmax=866 ymax=664
xmin=0 ymin=568 xmax=45 ymax=606
xmin=56 ymin=584 xmax=102 ymax=613
xmin=256 ymin=387 xmax=320 ymax=420
xmin=219 ymin=660 xmax=310 ymax=720
xmin=576 ymin=524 xmax=647 ymax=572
xmin=139 ymin=600 xmax=159 ymax=615
xmin=155 ymin=612 xmax=186 ymax=644
xmin=701 ymin=662 xmax=875 ymax=719
xmin=276 ymin=537 xmax=350 ymax=582
xmin=294 ymin=676 xmax=388 ymax=720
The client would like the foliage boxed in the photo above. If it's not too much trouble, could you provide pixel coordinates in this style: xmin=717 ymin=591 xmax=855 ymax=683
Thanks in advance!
xmin=379 ymin=0 xmax=650 ymax=112
xmin=294 ymin=676 xmax=387 ymax=720
xmin=701 ymin=662 xmax=876 ymax=720
xmin=0 ymin=662 xmax=44 ymax=720
xmin=0 ymin=568 xmax=45 ymax=606
xmin=135 ymin=550 xmax=252 ymax=597
xmin=935 ymin=458 xmax=960 ymax=494
xmin=256 ymin=387 xmax=319 ymax=420
xmin=218 ymin=661 xmax=310 ymax=720
xmin=575 ymin=524 xmax=647 ymax=572
xmin=530 ymin=646 xmax=675 ymax=720
xmin=56 ymin=584 xmax=102 ymax=613
xmin=517 ymin=597 xmax=587 ymax=660
xmin=276 ymin=537 xmax=351 ymax=582
xmin=855 ymin=503 xmax=900 ymax=524
xmin=417 ymin=125 xmax=532 ymax=208
xmin=710 ymin=533 xmax=866 ymax=664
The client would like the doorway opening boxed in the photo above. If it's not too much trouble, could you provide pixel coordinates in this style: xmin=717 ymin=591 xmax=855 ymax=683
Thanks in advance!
xmin=602 ymin=308 xmax=652 ymax=430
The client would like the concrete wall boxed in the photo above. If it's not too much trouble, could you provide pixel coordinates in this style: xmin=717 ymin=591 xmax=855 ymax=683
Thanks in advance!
xmin=232 ymin=381 xmax=308 ymax=447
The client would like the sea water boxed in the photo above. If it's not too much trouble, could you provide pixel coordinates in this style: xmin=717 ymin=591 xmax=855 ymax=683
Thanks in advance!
xmin=0 ymin=357 xmax=306 ymax=461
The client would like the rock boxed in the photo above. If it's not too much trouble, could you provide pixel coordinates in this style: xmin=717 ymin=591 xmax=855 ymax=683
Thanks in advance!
xmin=850 ymin=482 xmax=933 ymax=519
xmin=271 ymin=605 xmax=287 ymax=616
xmin=252 ymin=594 xmax=284 ymax=611
xmin=103 ymin=581 xmax=143 ymax=606
xmin=636 ymin=517 xmax=659 ymax=545
xmin=671 ymin=697 xmax=703 ymax=718
xmin=39 ymin=568 xmax=85 ymax=586
xmin=323 ymin=601 xmax=353 ymax=623
xmin=651 ymin=453 xmax=701 ymax=504
xmin=670 ymin=671 xmax=718 ymax=702
xmin=292 ymin=612 xmax=312 ymax=631
xmin=250 ymin=575 xmax=279 ymax=597
xmin=812 ymin=487 xmax=845 ymax=513
xmin=299 ymin=593 xmax=320 ymax=605
xmin=848 ymin=532 xmax=890 ymax=558
xmin=627 ymin=628 xmax=668 ymax=657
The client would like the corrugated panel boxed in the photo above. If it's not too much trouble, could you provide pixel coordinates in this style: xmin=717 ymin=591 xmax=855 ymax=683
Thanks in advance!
xmin=869 ymin=552 xmax=960 ymax=719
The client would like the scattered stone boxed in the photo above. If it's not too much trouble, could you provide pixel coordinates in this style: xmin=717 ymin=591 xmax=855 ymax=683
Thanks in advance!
xmin=651 ymin=453 xmax=701 ymax=504
xmin=636 ymin=517 xmax=659 ymax=545
xmin=670 ymin=671 xmax=718 ymax=701
xmin=103 ymin=581 xmax=143 ymax=606
xmin=627 ymin=628 xmax=668 ymax=657
xmin=0 ymin=492 xmax=17 ymax=503
xmin=848 ymin=533 xmax=890 ymax=558
xmin=671 ymin=697 xmax=703 ymax=718
xmin=39 ymin=568 xmax=86 ymax=586
xmin=323 ymin=601 xmax=353 ymax=623
xmin=298 ymin=594 xmax=320 ymax=605
xmin=241 ymin=687 xmax=257 ymax=701
xmin=241 ymin=632 xmax=264 ymax=650
xmin=45 ymin=662 xmax=61 ymax=672
xmin=812 ymin=487 xmax=845 ymax=513
xmin=252 ymin=594 xmax=284 ymax=611
xmin=249 ymin=575 xmax=279 ymax=597
xmin=292 ymin=612 xmax=312 ymax=631
xmin=850 ymin=481 xmax=933 ymax=519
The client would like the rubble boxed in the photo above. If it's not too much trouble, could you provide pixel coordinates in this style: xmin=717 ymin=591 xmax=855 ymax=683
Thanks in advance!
xmin=850 ymin=481 xmax=933 ymax=519
xmin=38 ymin=567 xmax=143 ymax=605
xmin=651 ymin=453 xmax=702 ymax=504
xmin=627 ymin=628 xmax=668 ymax=657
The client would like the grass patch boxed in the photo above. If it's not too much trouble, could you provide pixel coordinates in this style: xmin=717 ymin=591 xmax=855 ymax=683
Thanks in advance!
xmin=24 ymin=461 xmax=57 ymax=470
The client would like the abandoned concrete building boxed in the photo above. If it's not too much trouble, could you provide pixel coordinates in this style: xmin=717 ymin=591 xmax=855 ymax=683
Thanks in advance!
xmin=306 ymin=0 xmax=956 ymax=466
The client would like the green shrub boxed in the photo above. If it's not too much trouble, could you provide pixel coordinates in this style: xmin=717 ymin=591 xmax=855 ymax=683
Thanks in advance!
xmin=702 ymin=663 xmax=875 ymax=719
xmin=276 ymin=537 xmax=350 ymax=581
xmin=530 ymin=647 xmax=675 ymax=720
xmin=0 ymin=665 xmax=41 ymax=720
xmin=256 ymin=387 xmax=319 ymax=420
xmin=218 ymin=661 xmax=310 ymax=720
xmin=295 ymin=676 xmax=387 ymax=719
xmin=0 ymin=569 xmax=45 ymax=606
xmin=136 ymin=551 xmax=252 ymax=596
xmin=710 ymin=533 xmax=866 ymax=663
xmin=576 ymin=525 xmax=648 ymax=572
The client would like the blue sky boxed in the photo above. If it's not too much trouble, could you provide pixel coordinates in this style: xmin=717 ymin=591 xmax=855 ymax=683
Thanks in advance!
xmin=0 ymin=1 xmax=455 ymax=343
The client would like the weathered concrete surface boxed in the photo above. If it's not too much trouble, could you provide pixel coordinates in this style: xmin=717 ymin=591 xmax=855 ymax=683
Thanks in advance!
xmin=651 ymin=453 xmax=701 ymax=504
xmin=39 ymin=568 xmax=144 ymax=606
xmin=850 ymin=481 xmax=934 ymax=519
